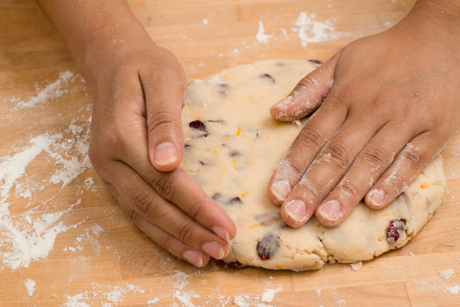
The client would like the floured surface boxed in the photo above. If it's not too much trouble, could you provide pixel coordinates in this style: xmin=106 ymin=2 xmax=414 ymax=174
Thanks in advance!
xmin=182 ymin=59 xmax=447 ymax=271
xmin=3 ymin=0 xmax=460 ymax=306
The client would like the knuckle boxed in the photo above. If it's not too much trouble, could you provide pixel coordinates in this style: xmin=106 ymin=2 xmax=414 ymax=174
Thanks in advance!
xmin=88 ymin=126 xmax=121 ymax=165
xmin=127 ymin=208 xmax=140 ymax=225
xmin=177 ymin=221 xmax=195 ymax=244
xmin=338 ymin=180 xmax=361 ymax=201
xmin=159 ymin=235 xmax=175 ymax=254
xmin=147 ymin=109 xmax=176 ymax=136
xmin=298 ymin=176 xmax=323 ymax=199
xmin=401 ymin=146 xmax=425 ymax=167
xmin=132 ymin=190 xmax=155 ymax=216
xmin=322 ymin=142 xmax=350 ymax=169
xmin=152 ymin=174 xmax=178 ymax=202
xmin=185 ymin=197 xmax=205 ymax=222
xmin=298 ymin=75 xmax=319 ymax=90
xmin=297 ymin=128 xmax=324 ymax=150
xmin=359 ymin=147 xmax=387 ymax=170
xmin=283 ymin=157 xmax=306 ymax=177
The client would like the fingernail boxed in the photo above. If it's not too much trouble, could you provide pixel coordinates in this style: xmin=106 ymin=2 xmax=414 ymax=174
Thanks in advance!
xmin=202 ymin=241 xmax=225 ymax=259
xmin=368 ymin=189 xmax=385 ymax=208
xmin=271 ymin=181 xmax=291 ymax=202
xmin=212 ymin=226 xmax=230 ymax=241
xmin=183 ymin=250 xmax=204 ymax=267
xmin=319 ymin=200 xmax=342 ymax=221
xmin=154 ymin=142 xmax=178 ymax=165
xmin=285 ymin=200 xmax=308 ymax=223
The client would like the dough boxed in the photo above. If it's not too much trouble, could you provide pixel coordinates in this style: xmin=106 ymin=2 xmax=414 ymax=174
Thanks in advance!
xmin=181 ymin=59 xmax=447 ymax=271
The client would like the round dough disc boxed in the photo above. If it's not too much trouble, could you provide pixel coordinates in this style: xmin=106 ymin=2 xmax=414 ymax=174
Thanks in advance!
xmin=181 ymin=59 xmax=447 ymax=271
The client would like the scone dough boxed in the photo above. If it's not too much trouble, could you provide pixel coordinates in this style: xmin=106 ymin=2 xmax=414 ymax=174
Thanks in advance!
xmin=181 ymin=59 xmax=447 ymax=271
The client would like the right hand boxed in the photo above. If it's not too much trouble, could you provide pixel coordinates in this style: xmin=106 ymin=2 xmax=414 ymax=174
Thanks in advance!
xmin=84 ymin=24 xmax=236 ymax=267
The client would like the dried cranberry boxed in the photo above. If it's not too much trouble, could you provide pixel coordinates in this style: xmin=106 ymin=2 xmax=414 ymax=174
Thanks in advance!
xmin=192 ymin=133 xmax=209 ymax=139
xmin=260 ymin=73 xmax=275 ymax=83
xmin=227 ymin=261 xmax=244 ymax=269
xmin=211 ymin=193 xmax=223 ymax=201
xmin=189 ymin=120 xmax=207 ymax=132
xmin=309 ymin=59 xmax=324 ymax=67
xmin=229 ymin=150 xmax=241 ymax=157
xmin=386 ymin=219 xmax=406 ymax=244
xmin=228 ymin=197 xmax=243 ymax=205
xmin=257 ymin=234 xmax=280 ymax=260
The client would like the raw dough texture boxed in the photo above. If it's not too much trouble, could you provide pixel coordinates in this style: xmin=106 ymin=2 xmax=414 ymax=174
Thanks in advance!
xmin=181 ymin=59 xmax=447 ymax=271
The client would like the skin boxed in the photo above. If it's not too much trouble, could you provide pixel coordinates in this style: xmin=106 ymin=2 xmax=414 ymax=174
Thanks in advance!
xmin=35 ymin=0 xmax=459 ymax=267
xmin=268 ymin=0 xmax=460 ymax=228
xmin=35 ymin=0 xmax=236 ymax=268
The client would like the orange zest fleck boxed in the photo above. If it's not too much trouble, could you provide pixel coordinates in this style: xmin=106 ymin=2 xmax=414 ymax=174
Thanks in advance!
xmin=420 ymin=183 xmax=431 ymax=189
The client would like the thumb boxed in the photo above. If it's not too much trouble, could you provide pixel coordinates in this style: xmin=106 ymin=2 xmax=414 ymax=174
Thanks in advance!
xmin=270 ymin=55 xmax=339 ymax=122
xmin=144 ymin=54 xmax=187 ymax=172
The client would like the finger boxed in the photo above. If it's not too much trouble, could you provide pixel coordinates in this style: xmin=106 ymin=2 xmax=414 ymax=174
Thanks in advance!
xmin=125 ymin=147 xmax=237 ymax=243
xmin=280 ymin=117 xmax=381 ymax=228
xmin=142 ymin=47 xmax=188 ymax=172
xmin=314 ymin=122 xmax=410 ymax=226
xmin=109 ymin=185 xmax=210 ymax=268
xmin=365 ymin=130 xmax=445 ymax=209
xmin=107 ymin=159 xmax=231 ymax=260
xmin=269 ymin=53 xmax=339 ymax=122
xmin=110 ymin=99 xmax=237 ymax=245
xmin=267 ymin=98 xmax=348 ymax=205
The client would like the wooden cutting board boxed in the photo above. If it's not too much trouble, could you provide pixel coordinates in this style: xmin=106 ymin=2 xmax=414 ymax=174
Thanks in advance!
xmin=1 ymin=0 xmax=459 ymax=306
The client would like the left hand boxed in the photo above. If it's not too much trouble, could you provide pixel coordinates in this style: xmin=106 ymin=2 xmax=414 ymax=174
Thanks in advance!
xmin=267 ymin=1 xmax=460 ymax=228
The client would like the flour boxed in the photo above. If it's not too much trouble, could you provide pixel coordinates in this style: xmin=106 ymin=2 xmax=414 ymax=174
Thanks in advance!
xmin=62 ymin=293 xmax=90 ymax=307
xmin=292 ymin=12 xmax=341 ymax=47
xmin=173 ymin=291 xmax=198 ymax=307
xmin=147 ymin=298 xmax=160 ymax=304
xmin=446 ymin=285 xmax=460 ymax=295
xmin=0 ymin=134 xmax=56 ymax=200
xmin=25 ymin=278 xmax=36 ymax=296
xmin=439 ymin=269 xmax=454 ymax=280
xmin=255 ymin=21 xmax=272 ymax=44
xmin=61 ymin=283 xmax=146 ymax=306
xmin=0 ymin=118 xmax=92 ymax=270
xmin=261 ymin=287 xmax=281 ymax=303
xmin=15 ymin=71 xmax=77 ymax=109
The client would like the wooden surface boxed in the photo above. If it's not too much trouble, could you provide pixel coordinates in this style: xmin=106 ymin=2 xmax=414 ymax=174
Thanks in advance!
xmin=1 ymin=0 xmax=460 ymax=306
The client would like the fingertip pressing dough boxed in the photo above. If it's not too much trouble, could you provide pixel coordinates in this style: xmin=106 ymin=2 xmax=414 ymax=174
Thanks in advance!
xmin=181 ymin=59 xmax=447 ymax=271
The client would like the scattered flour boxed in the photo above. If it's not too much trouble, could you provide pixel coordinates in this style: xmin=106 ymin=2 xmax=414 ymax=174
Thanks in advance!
xmin=351 ymin=261 xmax=362 ymax=271
xmin=61 ymin=283 xmax=147 ymax=307
xmin=15 ymin=71 xmax=77 ymax=109
xmin=439 ymin=269 xmax=454 ymax=280
xmin=261 ymin=287 xmax=282 ymax=303
xmin=147 ymin=298 xmax=160 ymax=304
xmin=25 ymin=278 xmax=36 ymax=296
xmin=173 ymin=291 xmax=199 ymax=307
xmin=0 ymin=134 xmax=56 ymax=200
xmin=292 ymin=12 xmax=341 ymax=47
xmin=0 ymin=118 xmax=92 ymax=270
xmin=255 ymin=21 xmax=273 ymax=44
xmin=445 ymin=285 xmax=460 ymax=295
xmin=61 ymin=293 xmax=91 ymax=307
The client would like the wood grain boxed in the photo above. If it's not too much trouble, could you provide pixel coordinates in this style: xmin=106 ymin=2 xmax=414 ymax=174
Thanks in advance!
xmin=1 ymin=0 xmax=460 ymax=306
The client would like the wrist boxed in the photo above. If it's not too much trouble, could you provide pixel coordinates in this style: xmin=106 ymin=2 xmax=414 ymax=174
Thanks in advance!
xmin=79 ymin=21 xmax=152 ymax=88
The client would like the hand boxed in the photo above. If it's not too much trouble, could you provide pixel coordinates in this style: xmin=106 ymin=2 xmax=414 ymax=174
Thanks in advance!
xmin=85 ymin=25 xmax=236 ymax=267
xmin=267 ymin=1 xmax=460 ymax=228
